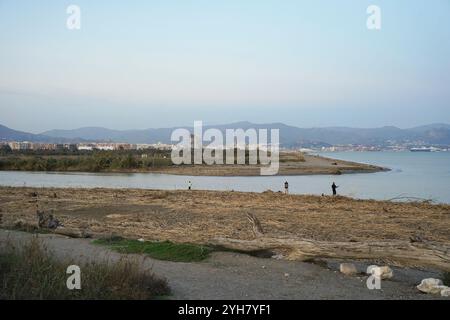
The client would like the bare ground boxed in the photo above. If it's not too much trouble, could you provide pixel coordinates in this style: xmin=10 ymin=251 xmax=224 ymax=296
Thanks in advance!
xmin=0 ymin=186 xmax=449 ymax=268
xmin=0 ymin=230 xmax=446 ymax=300
xmin=1 ymin=187 xmax=449 ymax=299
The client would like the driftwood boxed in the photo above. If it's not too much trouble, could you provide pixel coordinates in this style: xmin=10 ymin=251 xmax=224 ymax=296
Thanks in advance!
xmin=246 ymin=213 xmax=264 ymax=238
xmin=36 ymin=207 xmax=63 ymax=230
xmin=210 ymin=237 xmax=450 ymax=271
xmin=52 ymin=228 xmax=94 ymax=239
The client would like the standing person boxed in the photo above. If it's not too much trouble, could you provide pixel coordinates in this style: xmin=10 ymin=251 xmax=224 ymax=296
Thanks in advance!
xmin=188 ymin=181 xmax=192 ymax=190
xmin=284 ymin=181 xmax=289 ymax=194
xmin=332 ymin=182 xmax=338 ymax=196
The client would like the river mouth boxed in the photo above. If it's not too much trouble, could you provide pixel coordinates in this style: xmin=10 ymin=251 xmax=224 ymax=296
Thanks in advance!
xmin=0 ymin=152 xmax=449 ymax=203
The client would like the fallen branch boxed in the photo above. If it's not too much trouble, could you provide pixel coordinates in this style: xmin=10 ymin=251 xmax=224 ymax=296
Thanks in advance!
xmin=52 ymin=227 xmax=93 ymax=238
xmin=386 ymin=194 xmax=434 ymax=203
xmin=210 ymin=237 xmax=450 ymax=271
xmin=246 ymin=213 xmax=264 ymax=238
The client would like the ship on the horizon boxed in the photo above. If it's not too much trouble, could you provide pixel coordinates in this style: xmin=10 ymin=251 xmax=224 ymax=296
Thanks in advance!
xmin=410 ymin=147 xmax=433 ymax=152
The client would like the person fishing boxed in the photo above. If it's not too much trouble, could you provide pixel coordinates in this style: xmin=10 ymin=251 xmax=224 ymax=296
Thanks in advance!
xmin=284 ymin=181 xmax=289 ymax=194
xmin=332 ymin=182 xmax=338 ymax=196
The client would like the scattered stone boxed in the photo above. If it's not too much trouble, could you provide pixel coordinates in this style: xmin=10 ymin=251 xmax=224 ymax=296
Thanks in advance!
xmin=272 ymin=254 xmax=285 ymax=260
xmin=441 ymin=287 xmax=450 ymax=297
xmin=366 ymin=265 xmax=394 ymax=280
xmin=417 ymin=278 xmax=444 ymax=294
xmin=340 ymin=263 xmax=358 ymax=275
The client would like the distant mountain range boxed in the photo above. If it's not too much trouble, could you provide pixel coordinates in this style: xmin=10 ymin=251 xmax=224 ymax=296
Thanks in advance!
xmin=1 ymin=122 xmax=450 ymax=147
xmin=0 ymin=124 xmax=78 ymax=143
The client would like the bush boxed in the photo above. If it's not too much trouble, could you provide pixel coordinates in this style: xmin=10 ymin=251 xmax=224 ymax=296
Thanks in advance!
xmin=0 ymin=238 xmax=170 ymax=300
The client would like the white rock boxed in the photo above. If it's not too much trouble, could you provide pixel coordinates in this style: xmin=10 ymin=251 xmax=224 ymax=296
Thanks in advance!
xmin=440 ymin=286 xmax=450 ymax=297
xmin=340 ymin=263 xmax=358 ymax=275
xmin=366 ymin=265 xmax=393 ymax=280
xmin=380 ymin=266 xmax=394 ymax=279
xmin=137 ymin=238 xmax=145 ymax=242
xmin=417 ymin=278 xmax=444 ymax=294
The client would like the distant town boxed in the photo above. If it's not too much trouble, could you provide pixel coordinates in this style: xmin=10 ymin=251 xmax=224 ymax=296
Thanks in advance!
xmin=312 ymin=144 xmax=450 ymax=153
xmin=0 ymin=141 xmax=173 ymax=152
xmin=1 ymin=140 xmax=449 ymax=153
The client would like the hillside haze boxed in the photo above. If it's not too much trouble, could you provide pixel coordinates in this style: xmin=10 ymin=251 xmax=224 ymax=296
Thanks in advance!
xmin=0 ymin=124 xmax=76 ymax=143
xmin=1 ymin=122 xmax=449 ymax=147
xmin=42 ymin=122 xmax=450 ymax=146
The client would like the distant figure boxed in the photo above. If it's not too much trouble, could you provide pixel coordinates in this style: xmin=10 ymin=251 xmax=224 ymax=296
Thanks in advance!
xmin=332 ymin=182 xmax=338 ymax=196
xmin=284 ymin=181 xmax=289 ymax=194
xmin=188 ymin=181 xmax=192 ymax=190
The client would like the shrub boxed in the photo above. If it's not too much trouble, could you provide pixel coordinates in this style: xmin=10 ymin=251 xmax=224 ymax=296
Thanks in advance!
xmin=0 ymin=238 xmax=170 ymax=300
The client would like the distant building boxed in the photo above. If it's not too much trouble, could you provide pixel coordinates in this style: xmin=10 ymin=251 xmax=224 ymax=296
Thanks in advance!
xmin=64 ymin=144 xmax=78 ymax=151
xmin=8 ymin=141 xmax=32 ymax=150
xmin=77 ymin=144 xmax=94 ymax=151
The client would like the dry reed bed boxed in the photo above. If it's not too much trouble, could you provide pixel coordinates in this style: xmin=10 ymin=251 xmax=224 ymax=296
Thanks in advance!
xmin=1 ymin=187 xmax=449 ymax=246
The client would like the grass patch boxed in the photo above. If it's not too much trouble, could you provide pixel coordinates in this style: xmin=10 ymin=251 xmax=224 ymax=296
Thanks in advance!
xmin=93 ymin=237 xmax=213 ymax=262
xmin=93 ymin=237 xmax=277 ymax=262
xmin=0 ymin=238 xmax=170 ymax=300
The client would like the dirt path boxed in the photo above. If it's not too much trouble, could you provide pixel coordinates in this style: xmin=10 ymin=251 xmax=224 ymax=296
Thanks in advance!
xmin=0 ymin=229 xmax=444 ymax=300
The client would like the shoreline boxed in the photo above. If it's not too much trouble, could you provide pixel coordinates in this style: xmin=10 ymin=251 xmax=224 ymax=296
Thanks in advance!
xmin=1 ymin=186 xmax=448 ymax=271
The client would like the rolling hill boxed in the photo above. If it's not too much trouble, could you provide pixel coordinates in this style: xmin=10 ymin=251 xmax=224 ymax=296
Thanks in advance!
xmin=1 ymin=122 xmax=449 ymax=147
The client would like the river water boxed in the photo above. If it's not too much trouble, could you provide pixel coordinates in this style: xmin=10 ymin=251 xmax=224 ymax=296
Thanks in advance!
xmin=0 ymin=152 xmax=449 ymax=203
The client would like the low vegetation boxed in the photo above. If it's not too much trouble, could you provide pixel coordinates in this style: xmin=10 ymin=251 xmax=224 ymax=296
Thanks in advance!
xmin=93 ymin=237 xmax=213 ymax=262
xmin=0 ymin=149 xmax=305 ymax=173
xmin=0 ymin=150 xmax=172 ymax=172
xmin=0 ymin=238 xmax=170 ymax=300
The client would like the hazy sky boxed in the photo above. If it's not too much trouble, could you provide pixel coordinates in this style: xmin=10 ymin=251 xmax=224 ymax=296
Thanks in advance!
xmin=1 ymin=0 xmax=449 ymax=133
